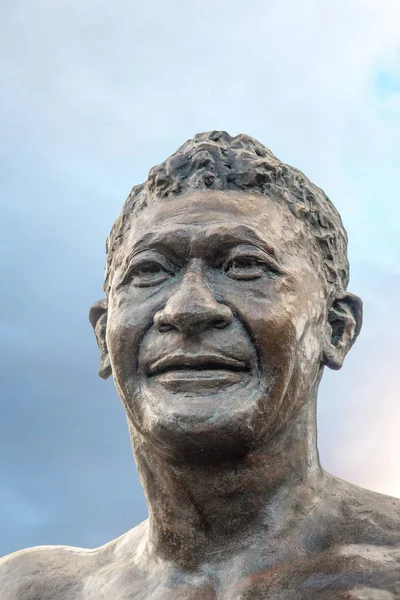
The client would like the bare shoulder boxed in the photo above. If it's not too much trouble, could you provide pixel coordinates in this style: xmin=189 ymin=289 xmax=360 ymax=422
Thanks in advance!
xmin=0 ymin=543 xmax=97 ymax=600
xmin=326 ymin=473 xmax=400 ymax=546
xmin=0 ymin=520 xmax=149 ymax=600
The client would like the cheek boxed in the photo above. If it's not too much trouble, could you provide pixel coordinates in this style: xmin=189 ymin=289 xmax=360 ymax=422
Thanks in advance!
xmin=297 ymin=316 xmax=325 ymax=367
xmin=252 ymin=308 xmax=299 ymax=371
xmin=212 ymin=277 xmax=324 ymax=373
xmin=294 ymin=284 xmax=327 ymax=365
xmin=212 ymin=280 xmax=297 ymax=365
xmin=106 ymin=292 xmax=159 ymax=377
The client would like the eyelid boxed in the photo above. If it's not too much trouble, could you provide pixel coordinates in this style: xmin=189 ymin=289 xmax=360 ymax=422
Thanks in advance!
xmin=130 ymin=253 xmax=175 ymax=272
xmin=116 ymin=251 xmax=176 ymax=289
xmin=224 ymin=245 xmax=282 ymax=272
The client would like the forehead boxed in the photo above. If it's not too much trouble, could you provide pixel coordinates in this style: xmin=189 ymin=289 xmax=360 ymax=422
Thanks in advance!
xmin=123 ymin=190 xmax=309 ymax=258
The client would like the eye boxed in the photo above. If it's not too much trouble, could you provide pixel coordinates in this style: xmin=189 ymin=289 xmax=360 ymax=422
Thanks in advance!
xmin=130 ymin=261 xmax=171 ymax=286
xmin=224 ymin=254 xmax=278 ymax=280
xmin=118 ymin=256 xmax=175 ymax=288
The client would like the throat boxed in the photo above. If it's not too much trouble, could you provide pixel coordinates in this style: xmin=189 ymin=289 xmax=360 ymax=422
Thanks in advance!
xmin=128 ymin=400 xmax=323 ymax=567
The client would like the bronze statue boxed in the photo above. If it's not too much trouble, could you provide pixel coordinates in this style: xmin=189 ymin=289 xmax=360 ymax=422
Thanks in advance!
xmin=1 ymin=132 xmax=399 ymax=599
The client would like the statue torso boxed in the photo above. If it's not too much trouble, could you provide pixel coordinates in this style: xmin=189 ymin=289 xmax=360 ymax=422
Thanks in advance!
xmin=2 ymin=478 xmax=400 ymax=600
xmin=81 ymin=542 xmax=400 ymax=600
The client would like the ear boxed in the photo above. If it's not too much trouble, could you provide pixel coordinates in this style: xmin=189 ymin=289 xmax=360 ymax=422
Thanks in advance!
xmin=89 ymin=299 xmax=112 ymax=380
xmin=322 ymin=293 xmax=363 ymax=370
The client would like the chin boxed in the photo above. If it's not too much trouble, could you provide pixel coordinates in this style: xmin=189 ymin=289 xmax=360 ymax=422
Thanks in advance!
xmin=126 ymin=385 xmax=279 ymax=463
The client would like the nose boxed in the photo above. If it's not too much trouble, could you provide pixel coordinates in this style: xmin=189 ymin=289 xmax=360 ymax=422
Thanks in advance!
xmin=154 ymin=272 xmax=233 ymax=335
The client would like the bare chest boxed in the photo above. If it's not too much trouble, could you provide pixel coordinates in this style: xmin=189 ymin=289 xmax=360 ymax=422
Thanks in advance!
xmin=80 ymin=548 xmax=399 ymax=600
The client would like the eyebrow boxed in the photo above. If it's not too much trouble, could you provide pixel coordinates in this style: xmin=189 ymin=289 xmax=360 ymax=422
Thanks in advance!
xmin=125 ymin=224 xmax=278 ymax=263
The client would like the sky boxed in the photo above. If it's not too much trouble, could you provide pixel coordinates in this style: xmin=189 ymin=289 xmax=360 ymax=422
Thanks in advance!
xmin=1 ymin=0 xmax=400 ymax=556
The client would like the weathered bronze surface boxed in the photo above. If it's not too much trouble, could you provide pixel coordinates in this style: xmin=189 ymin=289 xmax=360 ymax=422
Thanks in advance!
xmin=1 ymin=132 xmax=399 ymax=599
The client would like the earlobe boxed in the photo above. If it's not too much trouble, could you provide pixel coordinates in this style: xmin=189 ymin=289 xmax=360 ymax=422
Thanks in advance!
xmin=322 ymin=293 xmax=363 ymax=370
xmin=89 ymin=299 xmax=112 ymax=380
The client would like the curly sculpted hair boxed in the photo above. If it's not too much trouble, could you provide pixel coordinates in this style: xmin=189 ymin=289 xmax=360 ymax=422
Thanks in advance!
xmin=104 ymin=131 xmax=349 ymax=300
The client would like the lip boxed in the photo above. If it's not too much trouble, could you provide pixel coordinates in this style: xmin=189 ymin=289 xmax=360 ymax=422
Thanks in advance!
xmin=148 ymin=353 xmax=249 ymax=377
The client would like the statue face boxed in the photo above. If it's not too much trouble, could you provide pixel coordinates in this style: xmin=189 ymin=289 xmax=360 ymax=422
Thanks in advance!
xmin=105 ymin=190 xmax=328 ymax=459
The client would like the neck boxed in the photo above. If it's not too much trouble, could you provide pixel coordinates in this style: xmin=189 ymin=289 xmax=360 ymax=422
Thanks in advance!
xmin=128 ymin=392 xmax=325 ymax=568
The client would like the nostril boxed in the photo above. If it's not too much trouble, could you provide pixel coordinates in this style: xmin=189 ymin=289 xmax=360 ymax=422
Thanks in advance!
xmin=213 ymin=318 xmax=229 ymax=329
xmin=158 ymin=322 xmax=174 ymax=332
xmin=155 ymin=318 xmax=175 ymax=333
xmin=154 ymin=310 xmax=175 ymax=333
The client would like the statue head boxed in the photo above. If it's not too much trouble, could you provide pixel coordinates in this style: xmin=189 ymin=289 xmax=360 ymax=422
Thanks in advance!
xmin=89 ymin=131 xmax=362 ymax=461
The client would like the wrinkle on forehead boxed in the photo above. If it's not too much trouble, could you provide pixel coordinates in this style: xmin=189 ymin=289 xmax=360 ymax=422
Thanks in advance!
xmin=110 ymin=191 xmax=321 ymax=286
xmin=125 ymin=223 xmax=279 ymax=263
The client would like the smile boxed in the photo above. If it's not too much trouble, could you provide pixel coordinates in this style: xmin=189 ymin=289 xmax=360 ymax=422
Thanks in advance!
xmin=147 ymin=354 xmax=250 ymax=391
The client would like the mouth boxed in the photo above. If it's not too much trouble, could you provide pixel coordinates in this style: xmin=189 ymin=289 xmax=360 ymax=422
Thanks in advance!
xmin=147 ymin=354 xmax=251 ymax=392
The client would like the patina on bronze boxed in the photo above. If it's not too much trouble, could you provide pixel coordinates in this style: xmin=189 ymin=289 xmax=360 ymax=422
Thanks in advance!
xmin=1 ymin=132 xmax=399 ymax=599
